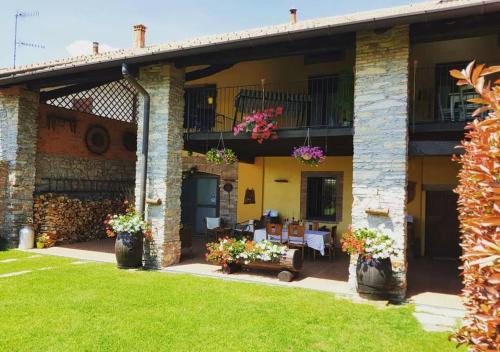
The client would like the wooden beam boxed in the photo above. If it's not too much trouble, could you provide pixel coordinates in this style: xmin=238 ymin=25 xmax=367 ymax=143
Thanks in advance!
xmin=175 ymin=33 xmax=355 ymax=67
xmin=411 ymin=13 xmax=500 ymax=43
xmin=26 ymin=66 xmax=137 ymax=90
xmin=40 ymin=80 xmax=115 ymax=101
xmin=185 ymin=64 xmax=235 ymax=81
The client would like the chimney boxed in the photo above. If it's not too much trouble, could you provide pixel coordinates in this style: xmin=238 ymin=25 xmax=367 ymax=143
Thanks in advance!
xmin=133 ymin=24 xmax=146 ymax=48
xmin=290 ymin=8 xmax=297 ymax=24
xmin=92 ymin=42 xmax=99 ymax=55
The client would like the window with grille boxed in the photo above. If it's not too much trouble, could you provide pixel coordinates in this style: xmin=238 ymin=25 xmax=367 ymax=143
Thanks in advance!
xmin=300 ymin=172 xmax=343 ymax=223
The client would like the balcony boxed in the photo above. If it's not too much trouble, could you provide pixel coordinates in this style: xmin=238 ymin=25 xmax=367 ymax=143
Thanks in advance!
xmin=183 ymin=74 xmax=354 ymax=135
xmin=409 ymin=63 xmax=492 ymax=135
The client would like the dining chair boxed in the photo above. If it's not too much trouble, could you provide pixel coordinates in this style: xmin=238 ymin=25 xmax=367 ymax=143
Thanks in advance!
xmin=287 ymin=224 xmax=305 ymax=259
xmin=265 ymin=223 xmax=284 ymax=244
xmin=324 ymin=225 xmax=337 ymax=261
xmin=205 ymin=217 xmax=224 ymax=243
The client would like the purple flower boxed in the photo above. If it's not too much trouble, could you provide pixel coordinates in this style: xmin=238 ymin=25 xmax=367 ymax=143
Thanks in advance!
xmin=292 ymin=146 xmax=325 ymax=166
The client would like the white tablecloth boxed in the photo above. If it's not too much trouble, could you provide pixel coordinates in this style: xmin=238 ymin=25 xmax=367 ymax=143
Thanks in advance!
xmin=253 ymin=229 xmax=330 ymax=256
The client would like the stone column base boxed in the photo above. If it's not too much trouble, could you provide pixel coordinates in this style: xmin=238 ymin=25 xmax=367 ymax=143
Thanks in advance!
xmin=162 ymin=240 xmax=181 ymax=267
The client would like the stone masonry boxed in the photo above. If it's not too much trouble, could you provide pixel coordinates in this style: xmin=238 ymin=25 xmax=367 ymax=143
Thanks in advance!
xmin=351 ymin=25 xmax=409 ymax=301
xmin=136 ymin=64 xmax=185 ymax=269
xmin=0 ymin=87 xmax=39 ymax=246
xmin=35 ymin=153 xmax=136 ymax=191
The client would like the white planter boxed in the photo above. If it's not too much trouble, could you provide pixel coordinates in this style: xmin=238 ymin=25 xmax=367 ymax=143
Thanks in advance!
xmin=18 ymin=224 xmax=35 ymax=249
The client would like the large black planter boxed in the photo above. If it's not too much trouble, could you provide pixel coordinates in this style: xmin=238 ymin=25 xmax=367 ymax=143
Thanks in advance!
xmin=115 ymin=232 xmax=143 ymax=269
xmin=356 ymin=256 xmax=392 ymax=298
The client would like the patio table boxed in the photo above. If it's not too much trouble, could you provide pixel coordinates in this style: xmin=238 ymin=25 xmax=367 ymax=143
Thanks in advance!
xmin=253 ymin=228 xmax=330 ymax=256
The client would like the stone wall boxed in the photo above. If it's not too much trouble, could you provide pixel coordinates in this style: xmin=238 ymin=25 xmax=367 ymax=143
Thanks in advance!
xmin=0 ymin=87 xmax=39 ymax=245
xmin=137 ymin=64 xmax=185 ymax=269
xmin=182 ymin=154 xmax=238 ymax=225
xmin=35 ymin=153 xmax=136 ymax=192
xmin=0 ymin=161 xmax=7 ymax=243
xmin=351 ymin=25 xmax=409 ymax=301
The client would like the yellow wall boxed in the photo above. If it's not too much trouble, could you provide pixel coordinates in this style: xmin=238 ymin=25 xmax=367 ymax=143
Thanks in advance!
xmin=237 ymin=157 xmax=264 ymax=222
xmin=237 ymin=155 xmax=458 ymax=255
xmin=238 ymin=156 xmax=353 ymax=236
xmin=187 ymin=53 xmax=354 ymax=87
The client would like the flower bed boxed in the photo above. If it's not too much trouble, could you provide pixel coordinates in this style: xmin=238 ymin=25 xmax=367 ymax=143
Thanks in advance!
xmin=206 ymin=238 xmax=287 ymax=267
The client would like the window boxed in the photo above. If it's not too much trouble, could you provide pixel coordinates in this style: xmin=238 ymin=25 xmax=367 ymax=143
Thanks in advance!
xmin=301 ymin=172 xmax=343 ymax=222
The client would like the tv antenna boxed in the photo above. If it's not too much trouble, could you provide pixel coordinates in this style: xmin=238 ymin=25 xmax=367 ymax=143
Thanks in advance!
xmin=13 ymin=10 xmax=45 ymax=68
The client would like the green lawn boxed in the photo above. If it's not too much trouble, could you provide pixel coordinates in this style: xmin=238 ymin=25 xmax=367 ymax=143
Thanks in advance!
xmin=0 ymin=250 xmax=461 ymax=352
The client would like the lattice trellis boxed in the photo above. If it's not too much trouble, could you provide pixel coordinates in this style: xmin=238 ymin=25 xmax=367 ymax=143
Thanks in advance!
xmin=45 ymin=80 xmax=138 ymax=123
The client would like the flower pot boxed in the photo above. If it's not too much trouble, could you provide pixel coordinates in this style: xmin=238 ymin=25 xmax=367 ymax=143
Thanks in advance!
xmin=115 ymin=232 xmax=143 ymax=269
xmin=221 ymin=262 xmax=241 ymax=274
xmin=356 ymin=256 xmax=392 ymax=298
xmin=36 ymin=242 xmax=45 ymax=249
xmin=18 ymin=224 xmax=35 ymax=249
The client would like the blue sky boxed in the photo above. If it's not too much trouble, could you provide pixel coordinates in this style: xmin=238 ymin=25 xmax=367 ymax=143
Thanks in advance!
xmin=0 ymin=0 xmax=415 ymax=69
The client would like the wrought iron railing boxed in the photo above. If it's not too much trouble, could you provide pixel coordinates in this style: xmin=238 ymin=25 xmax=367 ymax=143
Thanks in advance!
xmin=184 ymin=74 xmax=354 ymax=133
xmin=409 ymin=63 xmax=495 ymax=125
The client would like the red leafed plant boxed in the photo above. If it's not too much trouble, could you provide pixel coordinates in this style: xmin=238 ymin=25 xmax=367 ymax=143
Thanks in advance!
xmin=449 ymin=62 xmax=500 ymax=351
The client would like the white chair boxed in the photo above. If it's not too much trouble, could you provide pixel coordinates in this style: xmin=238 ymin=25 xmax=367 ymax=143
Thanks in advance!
xmin=205 ymin=217 xmax=224 ymax=242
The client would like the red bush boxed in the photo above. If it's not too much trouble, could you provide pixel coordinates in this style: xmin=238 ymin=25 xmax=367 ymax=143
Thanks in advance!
xmin=450 ymin=62 xmax=500 ymax=351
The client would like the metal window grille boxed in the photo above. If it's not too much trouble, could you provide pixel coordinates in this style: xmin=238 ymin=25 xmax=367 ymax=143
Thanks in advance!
xmin=45 ymin=80 xmax=138 ymax=123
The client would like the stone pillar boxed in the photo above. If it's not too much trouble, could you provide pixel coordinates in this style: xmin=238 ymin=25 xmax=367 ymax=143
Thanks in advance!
xmin=0 ymin=87 xmax=39 ymax=246
xmin=136 ymin=64 xmax=185 ymax=269
xmin=351 ymin=25 xmax=409 ymax=301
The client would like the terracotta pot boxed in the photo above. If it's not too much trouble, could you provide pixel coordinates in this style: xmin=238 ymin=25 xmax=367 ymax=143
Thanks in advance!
xmin=115 ymin=232 xmax=143 ymax=269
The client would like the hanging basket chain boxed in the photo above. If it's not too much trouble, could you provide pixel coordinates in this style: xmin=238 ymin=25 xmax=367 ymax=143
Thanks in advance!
xmin=217 ymin=132 xmax=226 ymax=150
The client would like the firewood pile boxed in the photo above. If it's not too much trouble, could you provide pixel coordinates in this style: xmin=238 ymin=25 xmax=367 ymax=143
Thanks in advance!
xmin=33 ymin=193 xmax=127 ymax=246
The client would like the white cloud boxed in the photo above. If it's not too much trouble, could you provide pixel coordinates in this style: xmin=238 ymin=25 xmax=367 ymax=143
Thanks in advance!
xmin=65 ymin=40 xmax=117 ymax=56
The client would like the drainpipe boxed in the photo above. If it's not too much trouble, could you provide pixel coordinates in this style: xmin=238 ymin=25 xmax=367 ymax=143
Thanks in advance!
xmin=122 ymin=63 xmax=149 ymax=216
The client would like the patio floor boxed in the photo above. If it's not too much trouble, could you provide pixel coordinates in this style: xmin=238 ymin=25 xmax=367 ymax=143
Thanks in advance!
xmin=26 ymin=236 xmax=463 ymax=310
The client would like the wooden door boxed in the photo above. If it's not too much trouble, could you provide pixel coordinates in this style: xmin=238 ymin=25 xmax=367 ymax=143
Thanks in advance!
xmin=425 ymin=190 xmax=461 ymax=258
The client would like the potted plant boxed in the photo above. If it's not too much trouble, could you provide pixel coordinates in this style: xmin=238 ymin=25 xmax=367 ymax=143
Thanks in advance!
xmin=206 ymin=147 xmax=238 ymax=165
xmin=233 ymin=107 xmax=282 ymax=144
xmin=341 ymin=227 xmax=396 ymax=297
xmin=36 ymin=234 xmax=47 ymax=249
xmin=292 ymin=145 xmax=326 ymax=166
xmin=105 ymin=204 xmax=151 ymax=269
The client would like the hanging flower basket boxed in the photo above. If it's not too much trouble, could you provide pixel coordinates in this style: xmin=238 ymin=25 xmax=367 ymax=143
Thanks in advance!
xmin=292 ymin=146 xmax=325 ymax=166
xmin=292 ymin=128 xmax=326 ymax=166
xmin=233 ymin=107 xmax=282 ymax=144
xmin=206 ymin=147 xmax=238 ymax=165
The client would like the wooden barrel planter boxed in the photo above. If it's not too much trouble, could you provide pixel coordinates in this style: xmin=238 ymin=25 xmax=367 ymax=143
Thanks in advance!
xmin=243 ymin=249 xmax=303 ymax=282
xmin=356 ymin=256 xmax=392 ymax=298
xmin=115 ymin=232 xmax=143 ymax=269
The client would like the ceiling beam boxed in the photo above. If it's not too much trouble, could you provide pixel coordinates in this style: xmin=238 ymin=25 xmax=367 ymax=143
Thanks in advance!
xmin=411 ymin=13 xmax=500 ymax=43
xmin=185 ymin=64 xmax=235 ymax=81
xmin=40 ymin=80 xmax=116 ymax=101
xmin=174 ymin=33 xmax=355 ymax=67
xmin=26 ymin=66 xmax=138 ymax=90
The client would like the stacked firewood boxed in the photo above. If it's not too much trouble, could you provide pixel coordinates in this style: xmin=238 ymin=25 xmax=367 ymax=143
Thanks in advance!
xmin=33 ymin=194 xmax=127 ymax=246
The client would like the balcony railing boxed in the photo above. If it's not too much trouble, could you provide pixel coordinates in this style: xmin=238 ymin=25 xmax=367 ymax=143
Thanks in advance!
xmin=184 ymin=74 xmax=354 ymax=133
xmin=410 ymin=63 xmax=495 ymax=125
